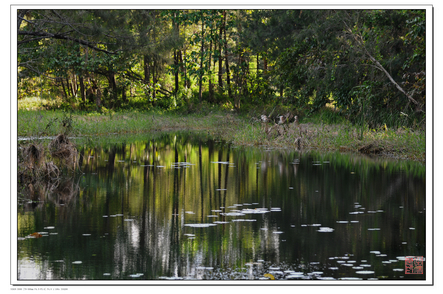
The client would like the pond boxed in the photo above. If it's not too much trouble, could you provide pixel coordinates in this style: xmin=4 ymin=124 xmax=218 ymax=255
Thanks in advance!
xmin=17 ymin=132 xmax=426 ymax=282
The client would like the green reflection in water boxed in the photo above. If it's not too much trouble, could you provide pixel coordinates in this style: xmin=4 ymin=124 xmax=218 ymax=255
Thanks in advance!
xmin=17 ymin=131 xmax=426 ymax=281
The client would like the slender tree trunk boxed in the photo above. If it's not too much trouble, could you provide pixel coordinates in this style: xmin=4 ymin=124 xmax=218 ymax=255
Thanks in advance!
xmin=143 ymin=55 xmax=150 ymax=84
xmin=198 ymin=15 xmax=204 ymax=102
xmin=209 ymin=39 xmax=213 ymax=101
xmin=183 ymin=48 xmax=189 ymax=89
xmin=79 ymin=76 xmax=86 ymax=102
xmin=66 ymin=77 xmax=72 ymax=96
xmin=218 ymin=26 xmax=223 ymax=88
xmin=257 ymin=53 xmax=260 ymax=74
xmin=174 ymin=50 xmax=179 ymax=94
xmin=153 ymin=59 xmax=157 ymax=100
xmin=223 ymin=10 xmax=232 ymax=99
xmin=263 ymin=57 xmax=268 ymax=75
xmin=60 ymin=78 xmax=68 ymax=99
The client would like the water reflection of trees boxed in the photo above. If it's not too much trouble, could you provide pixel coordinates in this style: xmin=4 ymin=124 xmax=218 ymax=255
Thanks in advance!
xmin=18 ymin=133 xmax=426 ymax=280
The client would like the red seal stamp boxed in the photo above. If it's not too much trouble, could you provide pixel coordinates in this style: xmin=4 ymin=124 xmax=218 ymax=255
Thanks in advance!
xmin=405 ymin=256 xmax=424 ymax=274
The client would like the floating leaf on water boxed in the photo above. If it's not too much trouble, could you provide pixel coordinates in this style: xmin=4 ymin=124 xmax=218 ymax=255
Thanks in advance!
xmin=393 ymin=269 xmax=404 ymax=272
xmin=409 ymin=227 xmax=415 ymax=230
xmin=367 ymin=211 xmax=377 ymax=213
xmin=184 ymin=223 xmax=217 ymax=228
xmin=241 ymin=208 xmax=269 ymax=214
xmin=207 ymin=215 xmax=218 ymax=218
xmin=347 ymin=260 xmax=356 ymax=263
xmin=368 ymin=228 xmax=380 ymax=231
xmin=103 ymin=273 xmax=111 ymax=276
xmin=272 ymin=231 xmax=284 ymax=234
xmin=339 ymin=277 xmax=362 ymax=280
xmin=359 ymin=264 xmax=371 ymax=268
xmin=185 ymin=211 xmax=195 ymax=214
xmin=336 ymin=221 xmax=349 ymax=224
xmin=382 ymin=261 xmax=391 ymax=264
xmin=220 ymin=212 xmax=245 ymax=216
xmin=396 ymin=256 xmax=406 ymax=260
xmin=211 ymin=161 xmax=230 ymax=164
xmin=336 ymin=261 xmax=346 ymax=264
xmin=350 ymin=221 xmax=359 ymax=223
xmin=310 ymin=262 xmax=320 ymax=265
xmin=289 ymin=187 xmax=294 ymax=190
xmin=44 ymin=226 xmax=55 ymax=229
xmin=341 ymin=263 xmax=353 ymax=267
xmin=352 ymin=267 xmax=364 ymax=270
xmin=232 ymin=219 xmax=256 ymax=222
xmin=82 ymin=234 xmax=91 ymax=236
xmin=263 ymin=273 xmax=275 ymax=280
xmin=18 ymin=237 xmax=26 ymax=241
xmin=29 ymin=232 xmax=43 ymax=238
xmin=370 ymin=251 xmax=381 ymax=254
xmin=72 ymin=261 xmax=82 ymax=264
xmin=317 ymin=227 xmax=334 ymax=233
xmin=356 ymin=271 xmax=375 ymax=274
xmin=216 ymin=189 xmax=227 ymax=191
xmin=311 ymin=271 xmax=323 ymax=275
xmin=124 ymin=219 xmax=134 ymax=222
xmin=402 ymin=242 xmax=407 ymax=244
xmin=349 ymin=212 xmax=359 ymax=214
xmin=269 ymin=266 xmax=280 ymax=270
xmin=377 ymin=210 xmax=384 ymax=213
xmin=129 ymin=274 xmax=143 ymax=278
xmin=116 ymin=214 xmax=124 ymax=217
xmin=328 ymin=267 xmax=339 ymax=270
xmin=309 ymin=224 xmax=322 ymax=227
xmin=376 ymin=254 xmax=387 ymax=257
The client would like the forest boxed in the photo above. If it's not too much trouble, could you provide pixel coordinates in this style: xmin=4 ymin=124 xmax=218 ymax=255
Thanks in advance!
xmin=17 ymin=9 xmax=426 ymax=129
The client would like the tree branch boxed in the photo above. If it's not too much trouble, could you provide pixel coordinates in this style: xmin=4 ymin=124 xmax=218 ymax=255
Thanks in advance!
xmin=18 ymin=30 xmax=120 ymax=55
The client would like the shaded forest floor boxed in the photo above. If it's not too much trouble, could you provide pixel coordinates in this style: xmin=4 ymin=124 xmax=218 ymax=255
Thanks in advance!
xmin=17 ymin=108 xmax=426 ymax=163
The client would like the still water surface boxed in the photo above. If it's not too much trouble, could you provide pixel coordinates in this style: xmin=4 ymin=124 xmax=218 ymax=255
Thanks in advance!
xmin=17 ymin=132 xmax=426 ymax=281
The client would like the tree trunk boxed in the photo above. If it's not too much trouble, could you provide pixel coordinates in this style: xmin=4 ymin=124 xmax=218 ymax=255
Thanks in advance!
xmin=198 ymin=15 xmax=204 ymax=102
xmin=263 ymin=57 xmax=268 ymax=75
xmin=218 ymin=26 xmax=223 ymax=88
xmin=79 ymin=76 xmax=86 ymax=102
xmin=183 ymin=48 xmax=189 ymax=89
xmin=209 ymin=39 xmax=213 ymax=101
xmin=257 ymin=53 xmax=260 ymax=74
xmin=174 ymin=50 xmax=179 ymax=94
xmin=223 ymin=10 xmax=232 ymax=99
xmin=60 ymin=78 xmax=68 ymax=99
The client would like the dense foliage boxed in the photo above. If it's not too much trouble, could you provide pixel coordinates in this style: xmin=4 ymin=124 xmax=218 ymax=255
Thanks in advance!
xmin=17 ymin=9 xmax=426 ymax=129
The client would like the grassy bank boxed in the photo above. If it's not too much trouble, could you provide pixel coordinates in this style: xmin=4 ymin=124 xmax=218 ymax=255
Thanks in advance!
xmin=17 ymin=108 xmax=426 ymax=162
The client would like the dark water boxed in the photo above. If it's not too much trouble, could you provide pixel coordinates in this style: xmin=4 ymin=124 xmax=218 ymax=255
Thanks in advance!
xmin=17 ymin=132 xmax=426 ymax=281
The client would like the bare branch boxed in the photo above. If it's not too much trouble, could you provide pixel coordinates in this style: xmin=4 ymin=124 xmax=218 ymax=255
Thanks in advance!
xmin=18 ymin=30 xmax=120 ymax=54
